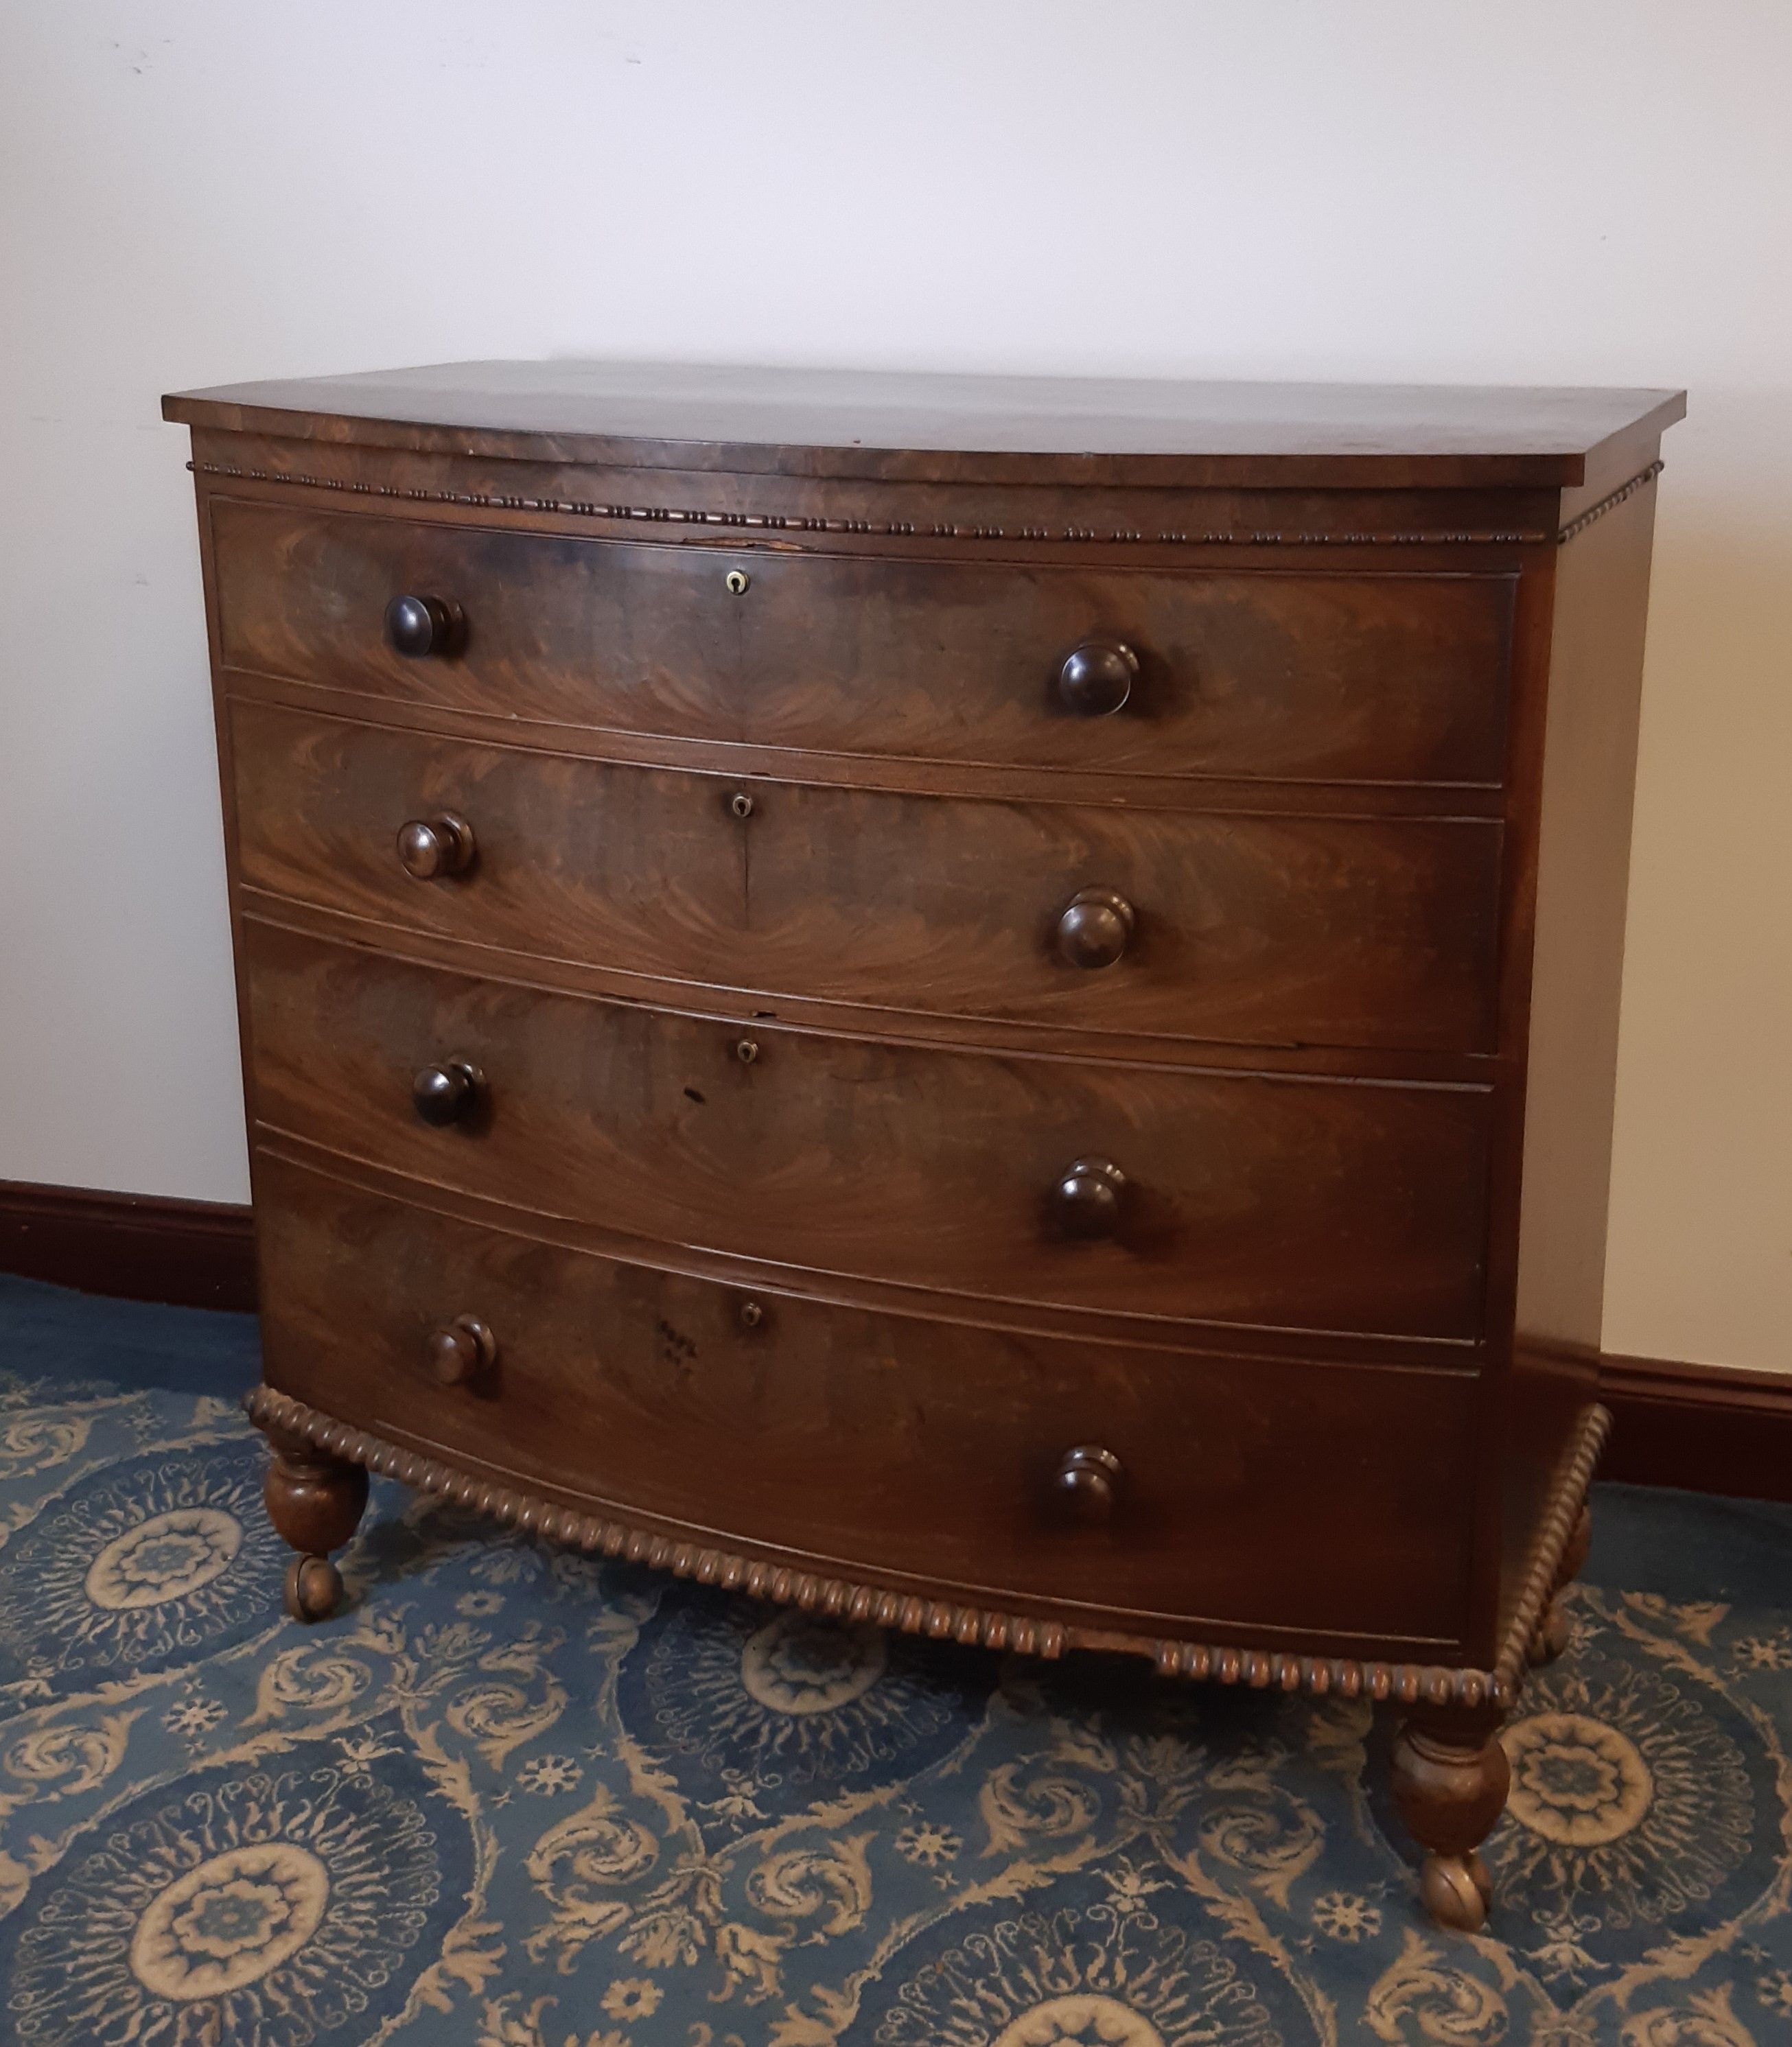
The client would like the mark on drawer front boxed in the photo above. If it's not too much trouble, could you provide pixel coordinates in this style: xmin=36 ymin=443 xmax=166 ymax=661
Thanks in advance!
xmin=656 ymin=1320 xmax=698 ymax=1370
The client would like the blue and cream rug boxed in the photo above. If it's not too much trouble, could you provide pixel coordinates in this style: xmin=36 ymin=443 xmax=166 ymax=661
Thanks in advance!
xmin=1 ymin=1274 xmax=1790 ymax=2047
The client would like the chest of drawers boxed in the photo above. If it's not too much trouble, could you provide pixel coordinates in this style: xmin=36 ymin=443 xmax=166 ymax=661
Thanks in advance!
xmin=165 ymin=362 xmax=1680 ymax=1930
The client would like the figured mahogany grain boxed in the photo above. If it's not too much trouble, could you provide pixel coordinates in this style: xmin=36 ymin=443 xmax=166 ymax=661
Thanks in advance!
xmin=253 ymin=1151 xmax=1476 ymax=1645
xmin=243 ymin=919 xmax=1493 ymax=1342
xmin=167 ymin=362 xmax=1685 ymax=491
xmin=228 ymin=697 xmax=1504 ymax=1055
xmin=210 ymin=498 xmax=1515 ymax=785
xmin=166 ymin=364 xmax=1682 ymax=1936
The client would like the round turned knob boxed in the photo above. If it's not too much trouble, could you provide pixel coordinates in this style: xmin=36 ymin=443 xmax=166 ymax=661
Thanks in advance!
xmin=396 ymin=812 xmax=476 ymax=880
xmin=385 ymin=593 xmax=460 ymax=658
xmin=1055 ymin=1444 xmax=1124 ymax=1524
xmin=1056 ymin=888 xmax=1135 ymax=970
xmin=1057 ymin=641 xmax=1138 ymax=717
xmin=424 ymin=1314 xmax=497 ymax=1387
xmin=1054 ymin=1157 xmax=1127 ymax=1239
xmin=412 ymin=1057 xmax=484 ymax=1127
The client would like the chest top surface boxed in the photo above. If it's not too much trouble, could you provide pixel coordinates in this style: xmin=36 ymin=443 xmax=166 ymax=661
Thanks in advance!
xmin=163 ymin=360 xmax=1684 ymax=491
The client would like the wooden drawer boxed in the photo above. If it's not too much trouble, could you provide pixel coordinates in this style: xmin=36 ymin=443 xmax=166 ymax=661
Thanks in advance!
xmin=254 ymin=1153 xmax=1475 ymax=1646
xmin=210 ymin=498 xmax=1513 ymax=784
xmin=229 ymin=699 xmax=1504 ymax=1055
xmin=244 ymin=922 xmax=1493 ymax=1342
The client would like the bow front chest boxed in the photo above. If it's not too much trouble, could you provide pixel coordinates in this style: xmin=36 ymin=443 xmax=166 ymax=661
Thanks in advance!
xmin=165 ymin=363 xmax=1681 ymax=1928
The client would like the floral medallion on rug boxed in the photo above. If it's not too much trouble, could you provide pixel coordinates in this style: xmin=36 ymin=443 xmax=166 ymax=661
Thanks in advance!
xmin=1 ymin=1275 xmax=1791 ymax=2047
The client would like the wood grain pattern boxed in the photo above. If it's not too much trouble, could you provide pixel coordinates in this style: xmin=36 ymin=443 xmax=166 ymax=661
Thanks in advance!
xmin=242 ymin=1367 xmax=1607 ymax=1708
xmin=228 ymin=697 xmax=1505 ymax=1055
xmin=166 ymin=366 xmax=1677 ymax=1932
xmin=243 ymin=919 xmax=1494 ymax=1342
xmin=190 ymin=438 xmax=1565 ymax=553
xmin=210 ymin=498 xmax=1516 ymax=785
xmin=252 ymin=1153 xmax=1476 ymax=1644
xmin=165 ymin=362 xmax=1685 ymax=490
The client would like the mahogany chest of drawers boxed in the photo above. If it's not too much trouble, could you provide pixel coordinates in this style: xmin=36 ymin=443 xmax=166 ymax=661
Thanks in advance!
xmin=165 ymin=363 xmax=1682 ymax=1929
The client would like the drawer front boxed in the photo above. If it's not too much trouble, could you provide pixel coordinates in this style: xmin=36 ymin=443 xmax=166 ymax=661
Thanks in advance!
xmin=231 ymin=700 xmax=1503 ymax=1055
xmin=245 ymin=923 xmax=1493 ymax=1342
xmin=255 ymin=1154 xmax=1475 ymax=1644
xmin=211 ymin=498 xmax=1513 ymax=784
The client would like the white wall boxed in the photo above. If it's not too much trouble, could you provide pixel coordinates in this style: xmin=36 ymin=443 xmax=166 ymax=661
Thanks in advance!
xmin=2 ymin=1 xmax=1787 ymax=1370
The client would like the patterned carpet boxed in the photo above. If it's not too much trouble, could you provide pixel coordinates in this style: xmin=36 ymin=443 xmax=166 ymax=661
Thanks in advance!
xmin=1 ymin=1276 xmax=1790 ymax=2047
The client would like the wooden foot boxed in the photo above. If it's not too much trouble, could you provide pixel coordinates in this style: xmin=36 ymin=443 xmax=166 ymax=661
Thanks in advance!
xmin=1390 ymin=1704 xmax=1511 ymax=1932
xmin=284 ymin=1554 xmax=345 ymax=1623
xmin=260 ymin=1423 xmax=369 ymax=1624
xmin=1528 ymin=1503 xmax=1592 ymax=1666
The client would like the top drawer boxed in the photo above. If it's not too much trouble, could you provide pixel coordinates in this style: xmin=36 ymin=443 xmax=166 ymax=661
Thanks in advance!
xmin=209 ymin=498 xmax=1514 ymax=784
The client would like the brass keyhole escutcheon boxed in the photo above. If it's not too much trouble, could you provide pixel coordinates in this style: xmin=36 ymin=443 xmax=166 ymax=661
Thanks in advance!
xmin=724 ymin=568 xmax=750 ymax=596
xmin=730 ymin=792 xmax=755 ymax=819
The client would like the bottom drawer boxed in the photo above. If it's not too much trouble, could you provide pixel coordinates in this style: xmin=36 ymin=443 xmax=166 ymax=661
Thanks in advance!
xmin=253 ymin=1154 xmax=1476 ymax=1651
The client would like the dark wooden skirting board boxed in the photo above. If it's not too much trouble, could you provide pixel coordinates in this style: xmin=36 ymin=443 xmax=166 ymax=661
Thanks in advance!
xmin=0 ymin=1180 xmax=257 ymax=1311
xmin=1598 ymin=1352 xmax=1792 ymax=1504
xmin=2 ymin=1178 xmax=1784 ymax=1503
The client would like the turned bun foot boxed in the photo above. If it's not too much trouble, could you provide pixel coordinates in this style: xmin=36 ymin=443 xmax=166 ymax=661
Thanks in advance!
xmin=259 ymin=1423 xmax=369 ymax=1624
xmin=1391 ymin=1707 xmax=1510 ymax=1931
xmin=284 ymin=1554 xmax=344 ymax=1623
xmin=1419 ymin=1850 xmax=1493 ymax=1930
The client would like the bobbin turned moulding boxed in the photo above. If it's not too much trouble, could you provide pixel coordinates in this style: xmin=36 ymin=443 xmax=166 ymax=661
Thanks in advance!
xmin=164 ymin=361 xmax=1682 ymax=1930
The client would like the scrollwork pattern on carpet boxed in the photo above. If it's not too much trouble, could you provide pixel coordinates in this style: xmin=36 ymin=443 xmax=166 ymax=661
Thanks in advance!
xmin=1 ymin=1349 xmax=1791 ymax=2046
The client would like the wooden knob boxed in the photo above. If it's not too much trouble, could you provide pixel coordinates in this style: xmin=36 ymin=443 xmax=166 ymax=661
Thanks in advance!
xmin=396 ymin=812 xmax=476 ymax=880
xmin=1054 ymin=1157 xmax=1126 ymax=1239
xmin=385 ymin=593 xmax=460 ymax=658
xmin=1058 ymin=641 xmax=1138 ymax=716
xmin=1055 ymin=1444 xmax=1124 ymax=1524
xmin=1056 ymin=888 xmax=1135 ymax=969
xmin=412 ymin=1057 xmax=483 ymax=1127
xmin=424 ymin=1314 xmax=497 ymax=1387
